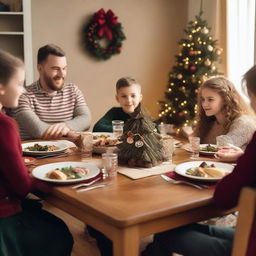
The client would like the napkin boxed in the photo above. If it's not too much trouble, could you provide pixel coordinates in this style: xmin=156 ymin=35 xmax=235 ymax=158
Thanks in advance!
xmin=164 ymin=171 xmax=217 ymax=189
xmin=118 ymin=163 xmax=176 ymax=179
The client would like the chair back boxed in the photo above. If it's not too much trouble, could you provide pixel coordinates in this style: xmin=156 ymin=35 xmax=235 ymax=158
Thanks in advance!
xmin=232 ymin=187 xmax=256 ymax=256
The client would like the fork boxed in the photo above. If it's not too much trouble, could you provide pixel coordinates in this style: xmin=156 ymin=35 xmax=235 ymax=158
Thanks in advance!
xmin=71 ymin=177 xmax=101 ymax=189
xmin=76 ymin=182 xmax=112 ymax=192
xmin=160 ymin=175 xmax=203 ymax=190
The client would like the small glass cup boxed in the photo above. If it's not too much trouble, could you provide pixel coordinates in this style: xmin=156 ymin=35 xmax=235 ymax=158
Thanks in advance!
xmin=161 ymin=135 xmax=175 ymax=163
xmin=189 ymin=136 xmax=200 ymax=159
xmin=112 ymin=120 xmax=124 ymax=138
xmin=102 ymin=153 xmax=118 ymax=178
xmin=158 ymin=123 xmax=174 ymax=136
xmin=77 ymin=132 xmax=93 ymax=158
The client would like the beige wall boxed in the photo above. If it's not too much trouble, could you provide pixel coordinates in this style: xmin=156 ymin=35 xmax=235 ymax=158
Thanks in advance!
xmin=31 ymin=0 xmax=188 ymax=128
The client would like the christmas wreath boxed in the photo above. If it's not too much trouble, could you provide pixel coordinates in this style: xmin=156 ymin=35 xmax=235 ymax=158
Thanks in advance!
xmin=84 ymin=9 xmax=126 ymax=60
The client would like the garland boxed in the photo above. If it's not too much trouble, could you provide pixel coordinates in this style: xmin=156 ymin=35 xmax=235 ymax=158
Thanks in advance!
xmin=84 ymin=9 xmax=126 ymax=60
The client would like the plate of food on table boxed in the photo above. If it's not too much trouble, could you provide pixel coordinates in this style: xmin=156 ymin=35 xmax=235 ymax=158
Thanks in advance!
xmin=93 ymin=132 xmax=120 ymax=153
xmin=175 ymin=161 xmax=234 ymax=182
xmin=199 ymin=144 xmax=218 ymax=156
xmin=32 ymin=161 xmax=100 ymax=184
xmin=22 ymin=141 xmax=69 ymax=156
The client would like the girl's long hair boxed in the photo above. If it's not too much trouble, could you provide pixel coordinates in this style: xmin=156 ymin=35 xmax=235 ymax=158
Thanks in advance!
xmin=194 ymin=77 xmax=253 ymax=139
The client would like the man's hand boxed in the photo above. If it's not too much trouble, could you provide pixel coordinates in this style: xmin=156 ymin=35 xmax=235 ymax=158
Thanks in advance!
xmin=42 ymin=123 xmax=70 ymax=139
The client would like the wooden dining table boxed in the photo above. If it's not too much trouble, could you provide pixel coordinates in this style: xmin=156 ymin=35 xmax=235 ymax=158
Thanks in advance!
xmin=27 ymin=145 xmax=235 ymax=256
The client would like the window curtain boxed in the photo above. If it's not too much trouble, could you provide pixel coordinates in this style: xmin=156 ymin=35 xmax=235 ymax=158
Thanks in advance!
xmin=226 ymin=0 xmax=255 ymax=96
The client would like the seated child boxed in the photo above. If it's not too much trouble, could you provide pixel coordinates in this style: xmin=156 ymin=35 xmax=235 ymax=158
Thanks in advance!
xmin=194 ymin=76 xmax=256 ymax=150
xmin=93 ymin=77 xmax=142 ymax=132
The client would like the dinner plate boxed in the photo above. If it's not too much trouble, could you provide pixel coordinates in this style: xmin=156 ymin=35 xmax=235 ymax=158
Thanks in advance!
xmin=175 ymin=161 xmax=234 ymax=182
xmin=93 ymin=132 xmax=118 ymax=154
xmin=22 ymin=141 xmax=69 ymax=156
xmin=200 ymin=144 xmax=218 ymax=156
xmin=32 ymin=161 xmax=100 ymax=184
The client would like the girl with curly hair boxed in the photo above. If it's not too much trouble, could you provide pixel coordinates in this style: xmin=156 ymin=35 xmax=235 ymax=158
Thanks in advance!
xmin=194 ymin=76 xmax=255 ymax=150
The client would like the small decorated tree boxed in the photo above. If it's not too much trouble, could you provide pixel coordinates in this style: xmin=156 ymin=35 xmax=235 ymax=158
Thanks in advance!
xmin=158 ymin=11 xmax=223 ymax=127
xmin=118 ymin=104 xmax=164 ymax=168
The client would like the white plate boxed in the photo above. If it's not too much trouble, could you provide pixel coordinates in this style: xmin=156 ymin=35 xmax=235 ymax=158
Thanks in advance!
xmin=175 ymin=161 xmax=234 ymax=182
xmin=200 ymin=144 xmax=218 ymax=156
xmin=32 ymin=161 xmax=100 ymax=184
xmin=93 ymin=132 xmax=118 ymax=154
xmin=22 ymin=141 xmax=69 ymax=155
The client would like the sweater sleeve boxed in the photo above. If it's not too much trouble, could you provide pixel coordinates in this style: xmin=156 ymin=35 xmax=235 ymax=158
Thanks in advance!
xmin=93 ymin=108 xmax=118 ymax=132
xmin=0 ymin=115 xmax=35 ymax=197
xmin=216 ymin=115 xmax=256 ymax=150
xmin=213 ymin=131 xmax=256 ymax=209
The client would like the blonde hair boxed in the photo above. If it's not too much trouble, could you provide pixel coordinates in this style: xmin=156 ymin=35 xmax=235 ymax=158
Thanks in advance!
xmin=116 ymin=77 xmax=141 ymax=92
xmin=194 ymin=76 xmax=252 ymax=139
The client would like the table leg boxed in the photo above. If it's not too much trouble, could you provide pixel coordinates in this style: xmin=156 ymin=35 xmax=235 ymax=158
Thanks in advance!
xmin=113 ymin=226 xmax=140 ymax=256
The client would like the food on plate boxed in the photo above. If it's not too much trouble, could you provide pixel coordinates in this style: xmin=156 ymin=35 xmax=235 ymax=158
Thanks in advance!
xmin=93 ymin=134 xmax=110 ymax=140
xmin=93 ymin=135 xmax=119 ymax=146
xmin=24 ymin=143 xmax=59 ymax=152
xmin=186 ymin=161 xmax=227 ymax=178
xmin=200 ymin=144 xmax=218 ymax=152
xmin=46 ymin=166 xmax=89 ymax=180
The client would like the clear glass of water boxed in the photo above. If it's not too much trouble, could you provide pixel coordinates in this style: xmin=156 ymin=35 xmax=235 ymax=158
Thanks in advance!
xmin=102 ymin=153 xmax=118 ymax=178
xmin=161 ymin=136 xmax=175 ymax=163
xmin=189 ymin=136 xmax=200 ymax=159
xmin=112 ymin=120 xmax=124 ymax=138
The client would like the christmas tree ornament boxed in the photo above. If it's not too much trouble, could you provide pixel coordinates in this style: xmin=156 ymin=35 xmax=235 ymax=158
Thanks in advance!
xmin=135 ymin=140 xmax=144 ymax=148
xmin=207 ymin=45 xmax=213 ymax=51
xmin=190 ymin=66 xmax=196 ymax=71
xmin=126 ymin=136 xmax=134 ymax=144
xmin=177 ymin=74 xmax=183 ymax=79
xmin=204 ymin=59 xmax=211 ymax=66
xmin=202 ymin=27 xmax=209 ymax=34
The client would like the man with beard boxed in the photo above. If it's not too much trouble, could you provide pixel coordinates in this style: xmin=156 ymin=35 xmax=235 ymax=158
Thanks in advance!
xmin=13 ymin=44 xmax=91 ymax=139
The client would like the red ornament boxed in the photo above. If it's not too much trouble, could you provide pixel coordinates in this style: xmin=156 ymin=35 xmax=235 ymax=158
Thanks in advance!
xmin=190 ymin=66 xmax=196 ymax=71
xmin=178 ymin=112 xmax=184 ymax=117
xmin=189 ymin=51 xmax=194 ymax=56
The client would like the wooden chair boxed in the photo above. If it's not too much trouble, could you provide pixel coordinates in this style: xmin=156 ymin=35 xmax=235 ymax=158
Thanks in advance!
xmin=232 ymin=187 xmax=256 ymax=256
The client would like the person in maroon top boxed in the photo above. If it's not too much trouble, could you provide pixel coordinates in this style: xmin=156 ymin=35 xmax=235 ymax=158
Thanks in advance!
xmin=141 ymin=66 xmax=256 ymax=256
xmin=0 ymin=50 xmax=73 ymax=256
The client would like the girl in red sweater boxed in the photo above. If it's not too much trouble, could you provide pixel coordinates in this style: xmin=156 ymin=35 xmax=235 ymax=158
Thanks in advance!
xmin=0 ymin=50 xmax=73 ymax=256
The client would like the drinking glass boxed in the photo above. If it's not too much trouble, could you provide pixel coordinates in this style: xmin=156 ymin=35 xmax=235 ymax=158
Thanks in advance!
xmin=161 ymin=136 xmax=175 ymax=163
xmin=77 ymin=132 xmax=93 ymax=158
xmin=102 ymin=153 xmax=118 ymax=178
xmin=189 ymin=136 xmax=200 ymax=159
xmin=112 ymin=120 xmax=124 ymax=138
xmin=158 ymin=123 xmax=174 ymax=136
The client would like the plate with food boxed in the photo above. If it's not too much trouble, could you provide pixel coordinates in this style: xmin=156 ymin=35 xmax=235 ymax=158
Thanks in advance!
xmin=32 ymin=161 xmax=100 ymax=184
xmin=93 ymin=132 xmax=119 ymax=154
xmin=22 ymin=141 xmax=69 ymax=156
xmin=175 ymin=161 xmax=234 ymax=182
xmin=23 ymin=156 xmax=36 ymax=165
xmin=200 ymin=144 xmax=218 ymax=155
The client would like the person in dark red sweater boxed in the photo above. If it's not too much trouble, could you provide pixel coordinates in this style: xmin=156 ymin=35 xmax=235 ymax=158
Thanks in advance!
xmin=141 ymin=66 xmax=256 ymax=256
xmin=0 ymin=50 xmax=73 ymax=256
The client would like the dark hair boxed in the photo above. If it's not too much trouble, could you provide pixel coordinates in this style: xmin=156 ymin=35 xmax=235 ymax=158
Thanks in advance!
xmin=243 ymin=65 xmax=256 ymax=95
xmin=37 ymin=44 xmax=65 ymax=64
xmin=0 ymin=50 xmax=24 ymax=85
xmin=116 ymin=77 xmax=140 ymax=91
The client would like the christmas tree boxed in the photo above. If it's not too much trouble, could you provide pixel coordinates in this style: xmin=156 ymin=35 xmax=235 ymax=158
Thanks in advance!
xmin=158 ymin=11 xmax=223 ymax=127
xmin=117 ymin=104 xmax=164 ymax=168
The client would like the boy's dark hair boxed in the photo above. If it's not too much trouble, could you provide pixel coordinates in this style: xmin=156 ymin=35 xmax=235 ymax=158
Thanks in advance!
xmin=243 ymin=65 xmax=256 ymax=95
xmin=116 ymin=77 xmax=140 ymax=91
xmin=37 ymin=44 xmax=65 ymax=64
xmin=0 ymin=50 xmax=24 ymax=84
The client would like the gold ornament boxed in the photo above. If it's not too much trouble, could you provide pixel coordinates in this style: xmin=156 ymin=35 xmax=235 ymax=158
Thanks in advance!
xmin=202 ymin=27 xmax=209 ymax=34
xmin=177 ymin=74 xmax=183 ymax=79
xmin=207 ymin=45 xmax=213 ymax=51
xmin=204 ymin=59 xmax=211 ymax=66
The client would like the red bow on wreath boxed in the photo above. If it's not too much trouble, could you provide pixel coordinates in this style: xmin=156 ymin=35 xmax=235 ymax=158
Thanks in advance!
xmin=93 ymin=8 xmax=118 ymax=41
